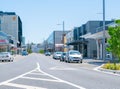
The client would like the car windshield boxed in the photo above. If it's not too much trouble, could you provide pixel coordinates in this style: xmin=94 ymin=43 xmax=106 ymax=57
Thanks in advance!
xmin=62 ymin=53 xmax=66 ymax=55
xmin=56 ymin=52 xmax=62 ymax=54
xmin=0 ymin=52 xmax=9 ymax=55
xmin=70 ymin=51 xmax=80 ymax=55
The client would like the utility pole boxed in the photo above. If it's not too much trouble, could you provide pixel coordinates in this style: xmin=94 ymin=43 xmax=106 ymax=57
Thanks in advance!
xmin=103 ymin=0 xmax=106 ymax=61
xmin=63 ymin=21 xmax=65 ymax=35
xmin=62 ymin=21 xmax=65 ymax=52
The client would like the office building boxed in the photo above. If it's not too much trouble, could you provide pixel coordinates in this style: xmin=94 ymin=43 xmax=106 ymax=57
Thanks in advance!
xmin=0 ymin=11 xmax=22 ymax=47
xmin=45 ymin=31 xmax=70 ymax=52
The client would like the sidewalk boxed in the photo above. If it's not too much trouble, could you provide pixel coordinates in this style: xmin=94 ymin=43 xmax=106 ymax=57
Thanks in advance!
xmin=83 ymin=58 xmax=108 ymax=66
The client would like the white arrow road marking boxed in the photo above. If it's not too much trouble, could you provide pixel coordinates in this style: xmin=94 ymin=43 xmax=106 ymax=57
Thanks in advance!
xmin=4 ymin=83 xmax=46 ymax=89
xmin=37 ymin=62 xmax=86 ymax=89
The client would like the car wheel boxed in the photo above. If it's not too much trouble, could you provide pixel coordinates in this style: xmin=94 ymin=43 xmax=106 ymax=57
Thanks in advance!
xmin=65 ymin=60 xmax=68 ymax=63
xmin=78 ymin=60 xmax=82 ymax=63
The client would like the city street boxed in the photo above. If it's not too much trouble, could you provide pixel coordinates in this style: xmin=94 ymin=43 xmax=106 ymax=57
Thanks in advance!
xmin=0 ymin=53 xmax=120 ymax=89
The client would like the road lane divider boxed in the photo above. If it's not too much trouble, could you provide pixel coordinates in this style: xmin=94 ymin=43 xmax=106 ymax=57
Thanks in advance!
xmin=29 ymin=72 xmax=47 ymax=75
xmin=0 ymin=69 xmax=36 ymax=86
xmin=21 ymin=76 xmax=63 ymax=82
xmin=4 ymin=83 xmax=46 ymax=89
xmin=0 ymin=62 xmax=87 ymax=89
xmin=37 ymin=62 xmax=86 ymax=89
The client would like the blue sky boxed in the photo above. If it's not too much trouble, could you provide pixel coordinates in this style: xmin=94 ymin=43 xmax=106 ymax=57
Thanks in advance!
xmin=0 ymin=0 xmax=120 ymax=43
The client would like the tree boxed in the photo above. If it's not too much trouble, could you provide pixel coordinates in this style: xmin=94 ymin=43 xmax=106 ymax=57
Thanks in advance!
xmin=107 ymin=20 xmax=120 ymax=62
xmin=39 ymin=50 xmax=44 ymax=54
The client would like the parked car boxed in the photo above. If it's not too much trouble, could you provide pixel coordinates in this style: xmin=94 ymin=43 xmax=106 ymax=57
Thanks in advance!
xmin=22 ymin=51 xmax=28 ymax=56
xmin=65 ymin=50 xmax=82 ymax=63
xmin=53 ymin=52 xmax=62 ymax=59
xmin=45 ymin=52 xmax=51 ymax=56
xmin=60 ymin=52 xmax=67 ymax=62
xmin=0 ymin=52 xmax=14 ymax=62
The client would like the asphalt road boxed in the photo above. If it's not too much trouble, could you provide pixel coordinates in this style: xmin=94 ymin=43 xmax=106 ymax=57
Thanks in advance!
xmin=0 ymin=53 xmax=120 ymax=89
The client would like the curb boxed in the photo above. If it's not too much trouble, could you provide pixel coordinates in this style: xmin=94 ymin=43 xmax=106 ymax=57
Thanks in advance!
xmin=94 ymin=64 xmax=120 ymax=76
xmin=99 ymin=68 xmax=120 ymax=75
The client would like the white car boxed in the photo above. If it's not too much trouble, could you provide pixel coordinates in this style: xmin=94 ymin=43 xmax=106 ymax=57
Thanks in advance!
xmin=0 ymin=52 xmax=14 ymax=62
xmin=65 ymin=50 xmax=83 ymax=63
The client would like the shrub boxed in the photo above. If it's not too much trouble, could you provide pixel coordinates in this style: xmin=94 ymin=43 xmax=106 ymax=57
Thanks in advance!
xmin=39 ymin=50 xmax=44 ymax=54
xmin=27 ymin=49 xmax=32 ymax=54
xmin=102 ymin=63 xmax=120 ymax=70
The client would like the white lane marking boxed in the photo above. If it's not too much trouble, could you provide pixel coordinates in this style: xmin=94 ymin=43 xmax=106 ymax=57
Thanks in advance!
xmin=21 ymin=76 xmax=62 ymax=82
xmin=37 ymin=62 xmax=86 ymax=89
xmin=93 ymin=64 xmax=120 ymax=77
xmin=4 ymin=83 xmax=46 ymax=89
xmin=0 ymin=69 xmax=36 ymax=86
xmin=50 ymin=66 xmax=77 ymax=70
xmin=93 ymin=64 xmax=104 ymax=71
xmin=29 ymin=73 xmax=47 ymax=75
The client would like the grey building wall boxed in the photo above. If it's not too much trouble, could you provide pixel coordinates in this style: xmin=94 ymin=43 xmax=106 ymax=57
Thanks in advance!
xmin=67 ymin=20 xmax=114 ymax=58
xmin=87 ymin=39 xmax=97 ymax=58
xmin=86 ymin=21 xmax=114 ymax=34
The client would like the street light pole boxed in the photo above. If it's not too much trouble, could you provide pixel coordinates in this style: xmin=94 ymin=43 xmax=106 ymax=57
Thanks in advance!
xmin=103 ymin=0 xmax=106 ymax=61
xmin=57 ymin=21 xmax=66 ymax=52
xmin=62 ymin=21 xmax=65 ymax=52
xmin=63 ymin=21 xmax=65 ymax=35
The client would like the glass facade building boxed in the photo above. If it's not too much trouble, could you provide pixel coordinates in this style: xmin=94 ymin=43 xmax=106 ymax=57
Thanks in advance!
xmin=0 ymin=11 xmax=22 ymax=47
xmin=45 ymin=31 xmax=69 ymax=52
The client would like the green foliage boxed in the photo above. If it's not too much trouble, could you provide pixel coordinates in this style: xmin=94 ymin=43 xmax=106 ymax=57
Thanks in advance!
xmin=27 ymin=48 xmax=32 ymax=54
xmin=115 ymin=19 xmax=120 ymax=24
xmin=39 ymin=50 xmax=44 ymax=54
xmin=107 ymin=20 xmax=120 ymax=62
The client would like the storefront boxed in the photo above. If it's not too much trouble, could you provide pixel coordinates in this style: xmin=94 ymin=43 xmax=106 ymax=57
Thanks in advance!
xmin=81 ymin=31 xmax=112 ymax=60
xmin=0 ymin=31 xmax=17 ymax=53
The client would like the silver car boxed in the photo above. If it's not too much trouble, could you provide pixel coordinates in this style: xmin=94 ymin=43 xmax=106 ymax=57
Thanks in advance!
xmin=60 ymin=52 xmax=67 ymax=62
xmin=0 ymin=52 xmax=14 ymax=62
xmin=53 ymin=52 xmax=62 ymax=59
xmin=65 ymin=50 xmax=82 ymax=63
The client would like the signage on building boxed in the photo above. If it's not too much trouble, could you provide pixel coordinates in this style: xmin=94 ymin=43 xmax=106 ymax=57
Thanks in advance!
xmin=0 ymin=39 xmax=8 ymax=44
xmin=55 ymin=44 xmax=63 ymax=47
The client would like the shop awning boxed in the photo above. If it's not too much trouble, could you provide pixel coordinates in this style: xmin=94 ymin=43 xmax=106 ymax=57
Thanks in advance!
xmin=80 ymin=31 xmax=110 ymax=39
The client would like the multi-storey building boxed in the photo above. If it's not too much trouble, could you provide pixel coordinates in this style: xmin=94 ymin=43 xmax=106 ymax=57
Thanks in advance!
xmin=0 ymin=11 xmax=22 ymax=47
xmin=66 ymin=20 xmax=114 ymax=58
xmin=45 ymin=31 xmax=70 ymax=52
